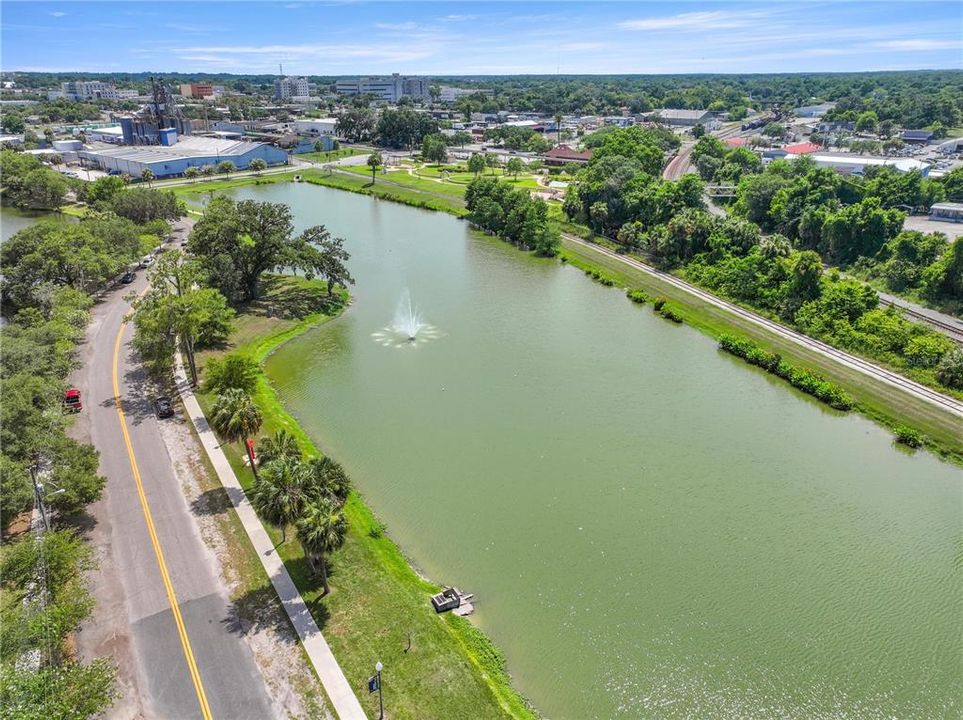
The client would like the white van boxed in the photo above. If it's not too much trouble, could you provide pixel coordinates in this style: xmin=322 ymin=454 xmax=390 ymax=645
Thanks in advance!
xmin=140 ymin=255 xmax=155 ymax=269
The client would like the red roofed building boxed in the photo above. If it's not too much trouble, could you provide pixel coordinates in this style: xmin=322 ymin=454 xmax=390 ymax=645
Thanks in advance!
xmin=543 ymin=145 xmax=593 ymax=165
xmin=725 ymin=137 xmax=747 ymax=147
xmin=783 ymin=142 xmax=823 ymax=155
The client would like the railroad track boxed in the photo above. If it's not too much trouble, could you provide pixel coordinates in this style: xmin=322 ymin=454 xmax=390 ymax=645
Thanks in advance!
xmin=562 ymin=233 xmax=963 ymax=419
xmin=879 ymin=299 xmax=963 ymax=344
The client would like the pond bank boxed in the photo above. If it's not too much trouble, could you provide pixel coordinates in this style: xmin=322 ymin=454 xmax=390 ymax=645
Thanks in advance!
xmin=194 ymin=275 xmax=537 ymax=720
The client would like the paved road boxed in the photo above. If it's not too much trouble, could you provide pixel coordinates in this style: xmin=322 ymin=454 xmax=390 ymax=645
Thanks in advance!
xmin=562 ymin=232 xmax=963 ymax=419
xmin=74 ymin=222 xmax=277 ymax=719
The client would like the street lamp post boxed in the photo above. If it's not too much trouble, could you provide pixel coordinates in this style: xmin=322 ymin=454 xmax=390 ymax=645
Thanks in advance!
xmin=375 ymin=661 xmax=384 ymax=719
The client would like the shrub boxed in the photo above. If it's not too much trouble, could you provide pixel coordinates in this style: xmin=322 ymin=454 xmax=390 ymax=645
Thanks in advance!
xmin=935 ymin=347 xmax=963 ymax=389
xmin=660 ymin=305 xmax=684 ymax=323
xmin=598 ymin=276 xmax=615 ymax=287
xmin=903 ymin=334 xmax=954 ymax=368
xmin=894 ymin=425 xmax=923 ymax=448
xmin=718 ymin=333 xmax=853 ymax=410
xmin=626 ymin=289 xmax=648 ymax=304
xmin=653 ymin=297 xmax=667 ymax=311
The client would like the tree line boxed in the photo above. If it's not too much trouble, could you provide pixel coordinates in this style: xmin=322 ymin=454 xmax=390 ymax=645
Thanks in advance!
xmin=465 ymin=176 xmax=560 ymax=257
xmin=560 ymin=126 xmax=963 ymax=393
xmin=128 ymin=197 xmax=357 ymax=596
xmin=0 ymin=206 xmax=185 ymax=717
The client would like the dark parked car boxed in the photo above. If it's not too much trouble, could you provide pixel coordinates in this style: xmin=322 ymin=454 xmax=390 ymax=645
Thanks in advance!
xmin=121 ymin=271 xmax=136 ymax=284
xmin=153 ymin=397 xmax=174 ymax=418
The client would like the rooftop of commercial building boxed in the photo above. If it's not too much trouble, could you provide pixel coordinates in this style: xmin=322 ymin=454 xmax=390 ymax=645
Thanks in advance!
xmin=788 ymin=153 xmax=930 ymax=172
xmin=81 ymin=135 xmax=269 ymax=163
xmin=648 ymin=109 xmax=711 ymax=119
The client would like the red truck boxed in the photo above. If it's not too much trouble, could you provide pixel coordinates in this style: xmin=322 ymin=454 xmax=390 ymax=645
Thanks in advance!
xmin=63 ymin=387 xmax=82 ymax=413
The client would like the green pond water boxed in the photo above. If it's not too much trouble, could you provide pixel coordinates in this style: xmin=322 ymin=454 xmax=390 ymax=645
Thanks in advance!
xmin=0 ymin=205 xmax=69 ymax=242
xmin=230 ymin=183 xmax=961 ymax=720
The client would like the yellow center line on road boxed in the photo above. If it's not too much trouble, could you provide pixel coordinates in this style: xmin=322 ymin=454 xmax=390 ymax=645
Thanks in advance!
xmin=112 ymin=311 xmax=214 ymax=720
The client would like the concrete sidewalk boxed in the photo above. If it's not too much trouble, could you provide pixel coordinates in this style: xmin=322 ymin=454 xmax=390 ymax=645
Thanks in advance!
xmin=174 ymin=355 xmax=368 ymax=720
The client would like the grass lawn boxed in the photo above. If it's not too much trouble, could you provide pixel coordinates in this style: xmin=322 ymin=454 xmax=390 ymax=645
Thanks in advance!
xmin=194 ymin=274 xmax=536 ymax=720
xmin=171 ymin=170 xmax=301 ymax=200
xmin=305 ymin=170 xmax=469 ymax=215
xmin=296 ymin=148 xmax=369 ymax=163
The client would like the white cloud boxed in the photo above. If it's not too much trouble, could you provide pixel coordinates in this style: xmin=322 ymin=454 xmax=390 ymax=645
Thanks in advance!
xmin=873 ymin=39 xmax=962 ymax=51
xmin=375 ymin=21 xmax=419 ymax=31
xmin=48 ymin=11 xmax=66 ymax=17
xmin=619 ymin=11 xmax=763 ymax=32
xmin=441 ymin=14 xmax=478 ymax=22
xmin=173 ymin=42 xmax=436 ymax=64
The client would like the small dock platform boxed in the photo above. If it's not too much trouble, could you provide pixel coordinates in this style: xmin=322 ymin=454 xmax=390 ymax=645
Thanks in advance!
xmin=430 ymin=587 xmax=474 ymax=616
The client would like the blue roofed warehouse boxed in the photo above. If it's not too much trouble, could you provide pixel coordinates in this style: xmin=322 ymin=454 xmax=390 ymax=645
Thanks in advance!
xmin=78 ymin=136 xmax=288 ymax=178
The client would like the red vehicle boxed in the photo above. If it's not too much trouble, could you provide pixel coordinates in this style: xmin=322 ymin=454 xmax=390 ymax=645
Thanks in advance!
xmin=63 ymin=387 xmax=82 ymax=413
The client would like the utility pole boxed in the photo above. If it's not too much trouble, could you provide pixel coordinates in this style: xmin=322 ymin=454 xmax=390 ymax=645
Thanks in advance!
xmin=28 ymin=463 xmax=50 ymax=534
xmin=28 ymin=461 xmax=64 ymax=535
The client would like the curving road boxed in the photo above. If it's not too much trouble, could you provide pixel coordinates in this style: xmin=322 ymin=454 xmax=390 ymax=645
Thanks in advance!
xmin=562 ymin=232 xmax=963 ymax=419
xmin=73 ymin=221 xmax=277 ymax=719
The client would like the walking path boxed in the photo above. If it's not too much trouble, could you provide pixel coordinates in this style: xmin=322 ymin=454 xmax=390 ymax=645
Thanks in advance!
xmin=174 ymin=354 xmax=368 ymax=720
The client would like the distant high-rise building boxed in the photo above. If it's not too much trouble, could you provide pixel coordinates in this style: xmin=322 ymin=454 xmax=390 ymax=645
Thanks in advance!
xmin=274 ymin=76 xmax=310 ymax=100
xmin=59 ymin=80 xmax=119 ymax=101
xmin=335 ymin=74 xmax=429 ymax=103
xmin=179 ymin=83 xmax=217 ymax=99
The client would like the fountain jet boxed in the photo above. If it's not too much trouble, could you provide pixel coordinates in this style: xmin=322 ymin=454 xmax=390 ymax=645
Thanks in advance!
xmin=392 ymin=289 xmax=425 ymax=341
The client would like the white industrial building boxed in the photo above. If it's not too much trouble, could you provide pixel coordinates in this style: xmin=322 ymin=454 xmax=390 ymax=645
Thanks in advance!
xmin=294 ymin=118 xmax=338 ymax=136
xmin=274 ymin=76 xmax=310 ymax=100
xmin=438 ymin=85 xmax=493 ymax=103
xmin=786 ymin=153 xmax=931 ymax=175
xmin=645 ymin=108 xmax=717 ymax=127
xmin=335 ymin=74 xmax=429 ymax=103
xmin=794 ymin=102 xmax=835 ymax=118
xmin=929 ymin=202 xmax=963 ymax=223
xmin=50 ymin=81 xmax=123 ymax=102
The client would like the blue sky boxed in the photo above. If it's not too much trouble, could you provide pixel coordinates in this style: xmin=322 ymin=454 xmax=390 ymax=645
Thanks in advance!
xmin=2 ymin=1 xmax=961 ymax=76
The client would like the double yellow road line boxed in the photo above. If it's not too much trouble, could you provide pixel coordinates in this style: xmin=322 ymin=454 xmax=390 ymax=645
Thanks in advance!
xmin=112 ymin=314 xmax=213 ymax=720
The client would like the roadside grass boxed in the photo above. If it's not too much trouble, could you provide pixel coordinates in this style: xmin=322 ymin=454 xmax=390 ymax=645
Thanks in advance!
xmin=194 ymin=274 xmax=535 ymax=720
xmin=179 ymin=411 xmax=331 ymax=717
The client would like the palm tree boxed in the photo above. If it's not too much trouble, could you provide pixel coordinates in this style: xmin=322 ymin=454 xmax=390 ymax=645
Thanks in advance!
xmin=305 ymin=456 xmax=351 ymax=505
xmin=210 ymin=388 xmax=263 ymax=479
xmin=201 ymin=164 xmax=216 ymax=181
xmin=184 ymin=166 xmax=199 ymax=183
xmin=314 ymin=139 xmax=323 ymax=157
xmin=216 ymin=160 xmax=236 ymax=179
xmin=251 ymin=456 xmax=307 ymax=543
xmin=141 ymin=168 xmax=154 ymax=187
xmin=249 ymin=158 xmax=267 ymax=176
xmin=366 ymin=152 xmax=382 ymax=184
xmin=296 ymin=498 xmax=347 ymax=595
xmin=256 ymin=429 xmax=301 ymax=467
xmin=554 ymin=112 xmax=562 ymax=146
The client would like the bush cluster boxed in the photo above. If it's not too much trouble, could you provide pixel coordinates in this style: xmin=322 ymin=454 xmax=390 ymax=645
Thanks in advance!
xmin=718 ymin=334 xmax=854 ymax=410
xmin=894 ymin=425 xmax=923 ymax=448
